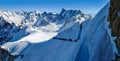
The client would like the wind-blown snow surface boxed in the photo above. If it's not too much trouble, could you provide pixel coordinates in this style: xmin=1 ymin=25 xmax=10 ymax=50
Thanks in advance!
xmin=0 ymin=2 xmax=117 ymax=61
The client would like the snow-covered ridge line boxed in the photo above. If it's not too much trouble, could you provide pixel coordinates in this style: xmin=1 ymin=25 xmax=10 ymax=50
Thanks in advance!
xmin=0 ymin=9 xmax=91 ymax=33
xmin=0 ymin=9 xmax=91 ymax=25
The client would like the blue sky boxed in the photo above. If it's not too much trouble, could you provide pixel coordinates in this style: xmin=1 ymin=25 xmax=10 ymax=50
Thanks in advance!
xmin=0 ymin=0 xmax=109 ymax=14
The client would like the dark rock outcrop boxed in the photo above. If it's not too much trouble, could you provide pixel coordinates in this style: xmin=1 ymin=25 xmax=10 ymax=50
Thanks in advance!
xmin=108 ymin=0 xmax=120 ymax=37
xmin=0 ymin=48 xmax=7 ymax=61
xmin=108 ymin=0 xmax=120 ymax=60
xmin=0 ymin=48 xmax=18 ymax=61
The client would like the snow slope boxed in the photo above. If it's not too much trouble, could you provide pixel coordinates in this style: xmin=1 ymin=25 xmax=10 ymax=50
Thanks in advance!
xmin=0 ymin=2 xmax=117 ymax=61
xmin=75 ymin=2 xmax=116 ymax=61
xmin=55 ymin=22 xmax=81 ymax=41
xmin=1 ymin=27 xmax=57 ymax=55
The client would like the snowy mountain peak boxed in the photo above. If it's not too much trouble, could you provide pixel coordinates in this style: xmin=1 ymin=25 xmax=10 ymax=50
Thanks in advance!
xmin=0 ymin=2 xmax=118 ymax=61
xmin=0 ymin=9 xmax=92 ymax=33
xmin=60 ymin=9 xmax=83 ymax=19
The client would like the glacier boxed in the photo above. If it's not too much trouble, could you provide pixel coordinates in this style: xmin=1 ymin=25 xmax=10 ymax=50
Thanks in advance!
xmin=0 ymin=2 xmax=117 ymax=61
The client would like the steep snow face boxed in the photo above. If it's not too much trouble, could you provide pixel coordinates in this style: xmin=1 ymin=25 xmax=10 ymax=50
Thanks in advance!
xmin=75 ymin=2 xmax=117 ymax=61
xmin=55 ymin=22 xmax=81 ymax=41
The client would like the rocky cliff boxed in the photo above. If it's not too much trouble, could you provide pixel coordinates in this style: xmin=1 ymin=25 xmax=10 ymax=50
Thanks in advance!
xmin=108 ymin=0 xmax=120 ymax=60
